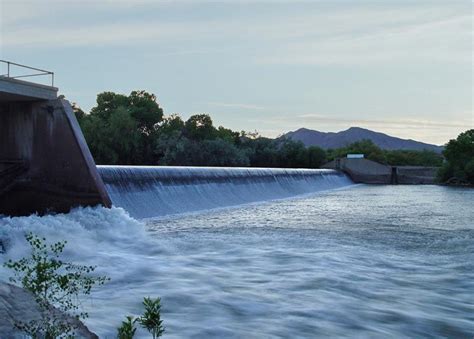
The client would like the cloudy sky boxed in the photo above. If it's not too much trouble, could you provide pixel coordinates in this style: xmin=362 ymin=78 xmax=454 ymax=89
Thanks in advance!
xmin=1 ymin=0 xmax=472 ymax=145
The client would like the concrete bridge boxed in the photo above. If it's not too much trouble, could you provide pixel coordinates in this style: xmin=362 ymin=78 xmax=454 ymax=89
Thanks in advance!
xmin=0 ymin=61 xmax=110 ymax=216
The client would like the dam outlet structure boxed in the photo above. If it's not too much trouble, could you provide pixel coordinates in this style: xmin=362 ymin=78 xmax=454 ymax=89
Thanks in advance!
xmin=0 ymin=61 xmax=111 ymax=216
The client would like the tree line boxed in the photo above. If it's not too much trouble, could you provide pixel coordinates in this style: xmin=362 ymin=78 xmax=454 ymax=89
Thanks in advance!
xmin=74 ymin=91 xmax=327 ymax=168
xmin=325 ymin=139 xmax=444 ymax=167
xmin=74 ymin=90 xmax=471 ymax=184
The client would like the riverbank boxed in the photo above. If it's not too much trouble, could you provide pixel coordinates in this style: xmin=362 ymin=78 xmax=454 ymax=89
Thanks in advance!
xmin=0 ymin=282 xmax=97 ymax=338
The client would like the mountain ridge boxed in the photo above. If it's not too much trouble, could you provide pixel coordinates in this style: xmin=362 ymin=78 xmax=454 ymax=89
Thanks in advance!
xmin=284 ymin=127 xmax=443 ymax=152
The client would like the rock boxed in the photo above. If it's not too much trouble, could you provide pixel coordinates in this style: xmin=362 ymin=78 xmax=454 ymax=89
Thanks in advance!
xmin=0 ymin=281 xmax=98 ymax=338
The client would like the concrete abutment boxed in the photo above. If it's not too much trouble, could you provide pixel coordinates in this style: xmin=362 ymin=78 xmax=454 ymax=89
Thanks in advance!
xmin=0 ymin=77 xmax=111 ymax=216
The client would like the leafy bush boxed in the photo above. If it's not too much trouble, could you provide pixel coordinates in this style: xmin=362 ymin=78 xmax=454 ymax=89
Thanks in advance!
xmin=4 ymin=233 xmax=166 ymax=338
xmin=3 ymin=233 xmax=109 ymax=338
xmin=138 ymin=297 xmax=165 ymax=338
xmin=117 ymin=316 xmax=137 ymax=339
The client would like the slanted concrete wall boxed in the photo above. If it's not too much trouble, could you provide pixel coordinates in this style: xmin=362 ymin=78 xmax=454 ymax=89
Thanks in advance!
xmin=397 ymin=166 xmax=438 ymax=184
xmin=0 ymin=99 xmax=111 ymax=216
xmin=323 ymin=158 xmax=392 ymax=184
xmin=323 ymin=158 xmax=439 ymax=184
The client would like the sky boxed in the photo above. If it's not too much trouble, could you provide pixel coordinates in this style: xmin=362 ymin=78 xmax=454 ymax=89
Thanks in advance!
xmin=0 ymin=0 xmax=472 ymax=145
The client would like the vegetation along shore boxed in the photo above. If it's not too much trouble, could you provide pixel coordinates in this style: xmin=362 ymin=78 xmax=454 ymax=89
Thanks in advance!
xmin=71 ymin=91 xmax=473 ymax=186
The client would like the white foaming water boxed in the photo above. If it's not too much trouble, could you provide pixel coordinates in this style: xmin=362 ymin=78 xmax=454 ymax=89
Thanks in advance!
xmin=0 ymin=206 xmax=163 ymax=337
xmin=0 ymin=207 xmax=150 ymax=282
xmin=98 ymin=166 xmax=353 ymax=219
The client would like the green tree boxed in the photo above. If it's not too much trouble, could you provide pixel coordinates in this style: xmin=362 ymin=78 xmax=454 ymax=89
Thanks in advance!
xmin=109 ymin=107 xmax=142 ymax=164
xmin=80 ymin=114 xmax=115 ymax=164
xmin=90 ymin=92 xmax=129 ymax=120
xmin=128 ymin=90 xmax=164 ymax=133
xmin=80 ymin=91 xmax=164 ymax=164
xmin=304 ymin=146 xmax=327 ymax=168
xmin=71 ymin=102 xmax=85 ymax=123
xmin=327 ymin=139 xmax=386 ymax=163
xmin=200 ymin=139 xmax=250 ymax=166
xmin=153 ymin=114 xmax=186 ymax=165
xmin=158 ymin=114 xmax=185 ymax=135
xmin=385 ymin=149 xmax=443 ymax=167
xmin=185 ymin=114 xmax=216 ymax=140
xmin=438 ymin=129 xmax=474 ymax=184
xmin=276 ymin=138 xmax=307 ymax=168
xmin=81 ymin=107 xmax=142 ymax=164
xmin=243 ymin=137 xmax=279 ymax=168
xmin=216 ymin=126 xmax=241 ymax=145
xmin=3 ymin=233 xmax=109 ymax=338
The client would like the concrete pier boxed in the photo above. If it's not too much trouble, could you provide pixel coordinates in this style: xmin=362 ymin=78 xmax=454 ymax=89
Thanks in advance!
xmin=0 ymin=72 xmax=111 ymax=216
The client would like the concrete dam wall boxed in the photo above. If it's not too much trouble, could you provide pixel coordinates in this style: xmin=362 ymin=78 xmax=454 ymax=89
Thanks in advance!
xmin=99 ymin=166 xmax=353 ymax=219
xmin=0 ymin=75 xmax=111 ymax=216
xmin=323 ymin=158 xmax=438 ymax=184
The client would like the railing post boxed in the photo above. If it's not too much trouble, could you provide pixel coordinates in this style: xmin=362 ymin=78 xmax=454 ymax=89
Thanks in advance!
xmin=7 ymin=62 xmax=10 ymax=77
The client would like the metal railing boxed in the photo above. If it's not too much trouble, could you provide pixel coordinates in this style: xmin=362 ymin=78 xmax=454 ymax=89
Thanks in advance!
xmin=0 ymin=60 xmax=55 ymax=87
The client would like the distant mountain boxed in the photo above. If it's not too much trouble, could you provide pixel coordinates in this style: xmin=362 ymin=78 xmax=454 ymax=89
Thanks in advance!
xmin=284 ymin=127 xmax=443 ymax=152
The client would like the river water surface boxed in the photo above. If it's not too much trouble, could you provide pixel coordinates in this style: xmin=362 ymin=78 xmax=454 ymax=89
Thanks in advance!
xmin=1 ymin=185 xmax=473 ymax=337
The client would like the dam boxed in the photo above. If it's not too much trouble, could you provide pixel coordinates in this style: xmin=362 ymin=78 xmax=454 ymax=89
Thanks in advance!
xmin=0 ymin=61 xmax=353 ymax=218
xmin=0 ymin=60 xmax=434 ymax=220
xmin=0 ymin=61 xmax=436 ymax=220
xmin=99 ymin=166 xmax=352 ymax=219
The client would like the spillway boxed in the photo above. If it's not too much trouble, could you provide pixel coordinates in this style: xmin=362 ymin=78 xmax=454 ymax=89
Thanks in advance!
xmin=98 ymin=166 xmax=353 ymax=219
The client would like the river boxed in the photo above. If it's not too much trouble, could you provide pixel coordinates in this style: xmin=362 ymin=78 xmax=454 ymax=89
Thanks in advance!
xmin=1 ymin=185 xmax=472 ymax=337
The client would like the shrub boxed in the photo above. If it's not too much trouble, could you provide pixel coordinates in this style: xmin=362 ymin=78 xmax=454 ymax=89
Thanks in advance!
xmin=3 ymin=233 xmax=109 ymax=338
xmin=138 ymin=297 xmax=165 ymax=338
xmin=117 ymin=316 xmax=137 ymax=339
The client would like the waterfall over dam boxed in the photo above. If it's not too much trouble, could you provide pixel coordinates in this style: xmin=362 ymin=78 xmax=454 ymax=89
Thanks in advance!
xmin=98 ymin=166 xmax=353 ymax=219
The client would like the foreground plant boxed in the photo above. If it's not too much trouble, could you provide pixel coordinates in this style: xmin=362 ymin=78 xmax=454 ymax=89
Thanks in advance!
xmin=3 ymin=232 xmax=109 ymax=338
xmin=138 ymin=297 xmax=165 ymax=338
xmin=117 ymin=316 xmax=137 ymax=339
xmin=116 ymin=297 xmax=165 ymax=338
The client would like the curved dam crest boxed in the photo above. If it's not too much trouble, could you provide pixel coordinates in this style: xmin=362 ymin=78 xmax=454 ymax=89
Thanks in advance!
xmin=98 ymin=166 xmax=353 ymax=219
